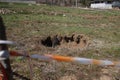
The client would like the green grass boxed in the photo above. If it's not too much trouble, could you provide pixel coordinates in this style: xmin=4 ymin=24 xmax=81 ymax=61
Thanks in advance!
xmin=0 ymin=2 xmax=120 ymax=44
xmin=0 ymin=2 xmax=120 ymax=42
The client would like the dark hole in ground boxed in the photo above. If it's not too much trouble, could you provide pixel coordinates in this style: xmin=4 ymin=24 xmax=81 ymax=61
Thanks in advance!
xmin=41 ymin=34 xmax=89 ymax=48
xmin=41 ymin=35 xmax=61 ymax=48
xmin=41 ymin=36 xmax=52 ymax=47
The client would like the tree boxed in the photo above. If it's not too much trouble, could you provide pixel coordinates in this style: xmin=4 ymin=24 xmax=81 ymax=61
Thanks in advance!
xmin=80 ymin=0 xmax=91 ymax=7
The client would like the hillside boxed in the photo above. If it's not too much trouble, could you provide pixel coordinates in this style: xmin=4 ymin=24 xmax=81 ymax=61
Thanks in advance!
xmin=0 ymin=2 xmax=120 ymax=80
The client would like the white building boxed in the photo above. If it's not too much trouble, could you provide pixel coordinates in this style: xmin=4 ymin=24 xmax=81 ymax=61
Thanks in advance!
xmin=90 ymin=0 xmax=112 ymax=9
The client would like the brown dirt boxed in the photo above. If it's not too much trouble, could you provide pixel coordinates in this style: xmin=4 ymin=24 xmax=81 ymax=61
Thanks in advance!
xmin=41 ymin=33 xmax=90 ymax=50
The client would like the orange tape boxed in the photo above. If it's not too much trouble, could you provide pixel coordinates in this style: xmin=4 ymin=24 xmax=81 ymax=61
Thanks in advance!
xmin=0 ymin=64 xmax=8 ymax=80
xmin=112 ymin=61 xmax=120 ymax=66
xmin=92 ymin=59 xmax=101 ymax=65
xmin=0 ymin=74 xmax=3 ymax=80
xmin=9 ymin=51 xmax=22 ymax=56
xmin=50 ymin=55 xmax=73 ymax=62
xmin=9 ymin=51 xmax=29 ymax=57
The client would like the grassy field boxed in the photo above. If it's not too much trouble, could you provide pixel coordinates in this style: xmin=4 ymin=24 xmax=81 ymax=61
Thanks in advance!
xmin=0 ymin=2 xmax=120 ymax=80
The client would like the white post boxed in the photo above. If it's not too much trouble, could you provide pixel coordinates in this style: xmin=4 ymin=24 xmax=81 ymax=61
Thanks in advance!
xmin=76 ymin=0 xmax=78 ymax=7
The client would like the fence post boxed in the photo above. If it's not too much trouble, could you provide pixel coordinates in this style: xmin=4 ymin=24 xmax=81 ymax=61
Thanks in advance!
xmin=0 ymin=16 xmax=13 ymax=80
xmin=76 ymin=0 xmax=78 ymax=7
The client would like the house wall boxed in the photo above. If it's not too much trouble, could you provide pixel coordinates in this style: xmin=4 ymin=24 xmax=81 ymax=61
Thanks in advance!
xmin=90 ymin=3 xmax=112 ymax=9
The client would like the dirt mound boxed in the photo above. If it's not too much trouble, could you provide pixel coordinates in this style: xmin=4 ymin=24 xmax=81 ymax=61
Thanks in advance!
xmin=41 ymin=34 xmax=90 ymax=49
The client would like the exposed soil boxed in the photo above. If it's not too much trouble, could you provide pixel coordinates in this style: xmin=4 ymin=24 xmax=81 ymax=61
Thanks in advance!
xmin=41 ymin=34 xmax=90 ymax=49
